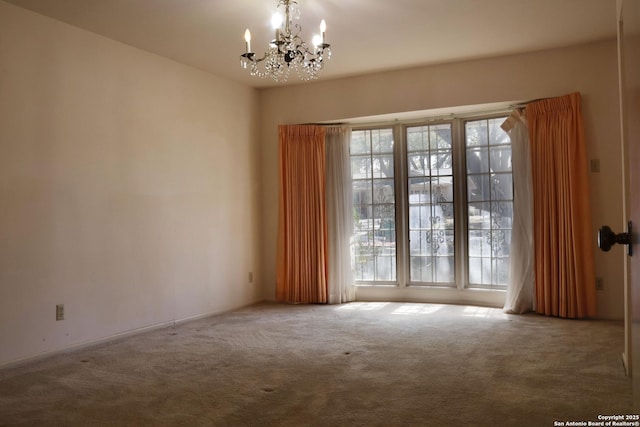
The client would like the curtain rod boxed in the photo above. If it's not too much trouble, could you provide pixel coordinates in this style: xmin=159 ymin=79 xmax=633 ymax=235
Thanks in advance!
xmin=509 ymin=96 xmax=554 ymax=110
xmin=326 ymin=108 xmax=515 ymax=129
xmin=301 ymin=95 xmax=557 ymax=128
xmin=299 ymin=122 xmax=347 ymax=126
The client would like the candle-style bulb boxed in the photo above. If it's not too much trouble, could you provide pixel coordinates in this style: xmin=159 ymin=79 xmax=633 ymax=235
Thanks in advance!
xmin=320 ymin=19 xmax=326 ymax=44
xmin=244 ymin=29 xmax=251 ymax=53
xmin=271 ymin=12 xmax=283 ymax=29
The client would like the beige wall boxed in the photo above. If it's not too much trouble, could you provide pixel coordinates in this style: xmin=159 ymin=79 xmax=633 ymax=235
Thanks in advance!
xmin=259 ymin=40 xmax=626 ymax=319
xmin=0 ymin=2 xmax=262 ymax=365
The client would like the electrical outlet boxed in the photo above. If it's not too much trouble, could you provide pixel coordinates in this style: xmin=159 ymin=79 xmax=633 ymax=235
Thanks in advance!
xmin=56 ymin=304 xmax=64 ymax=321
xmin=249 ymin=272 xmax=254 ymax=283
xmin=595 ymin=278 xmax=604 ymax=291
xmin=590 ymin=159 xmax=600 ymax=173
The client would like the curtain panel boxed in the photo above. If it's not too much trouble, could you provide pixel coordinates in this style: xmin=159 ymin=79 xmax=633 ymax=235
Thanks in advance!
xmin=325 ymin=127 xmax=355 ymax=303
xmin=502 ymin=110 xmax=535 ymax=314
xmin=525 ymin=92 xmax=597 ymax=318
xmin=276 ymin=125 xmax=328 ymax=303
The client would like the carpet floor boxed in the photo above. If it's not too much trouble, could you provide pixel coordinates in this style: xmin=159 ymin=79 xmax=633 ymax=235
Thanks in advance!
xmin=0 ymin=302 xmax=636 ymax=426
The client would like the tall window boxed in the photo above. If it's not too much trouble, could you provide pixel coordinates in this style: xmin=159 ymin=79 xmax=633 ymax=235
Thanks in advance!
xmin=349 ymin=115 xmax=512 ymax=290
xmin=407 ymin=124 xmax=454 ymax=284
xmin=350 ymin=129 xmax=396 ymax=282
xmin=465 ymin=118 xmax=513 ymax=288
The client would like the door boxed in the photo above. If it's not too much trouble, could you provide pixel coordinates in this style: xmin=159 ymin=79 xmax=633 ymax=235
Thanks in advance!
xmin=619 ymin=0 xmax=640 ymax=408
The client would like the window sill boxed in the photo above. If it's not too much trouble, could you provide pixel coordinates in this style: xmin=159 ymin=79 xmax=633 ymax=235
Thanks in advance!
xmin=355 ymin=285 xmax=506 ymax=308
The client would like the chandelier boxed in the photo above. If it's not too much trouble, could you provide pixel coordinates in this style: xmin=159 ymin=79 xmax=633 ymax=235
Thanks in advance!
xmin=240 ymin=0 xmax=331 ymax=82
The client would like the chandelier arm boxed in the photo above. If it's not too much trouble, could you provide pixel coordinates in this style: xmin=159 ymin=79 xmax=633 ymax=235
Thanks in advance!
xmin=241 ymin=52 xmax=271 ymax=64
xmin=250 ymin=54 xmax=269 ymax=63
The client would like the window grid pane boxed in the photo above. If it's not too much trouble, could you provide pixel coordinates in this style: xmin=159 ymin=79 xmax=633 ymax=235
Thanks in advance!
xmin=407 ymin=124 xmax=455 ymax=286
xmin=351 ymin=129 xmax=396 ymax=283
xmin=465 ymin=118 xmax=513 ymax=289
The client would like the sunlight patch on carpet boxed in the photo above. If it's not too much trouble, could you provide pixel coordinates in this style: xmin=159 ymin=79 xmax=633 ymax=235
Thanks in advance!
xmin=462 ymin=305 xmax=509 ymax=319
xmin=335 ymin=302 xmax=390 ymax=311
xmin=391 ymin=303 xmax=445 ymax=316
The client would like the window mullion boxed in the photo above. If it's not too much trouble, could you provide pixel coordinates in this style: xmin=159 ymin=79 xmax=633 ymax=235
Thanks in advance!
xmin=395 ymin=124 xmax=408 ymax=287
xmin=452 ymin=119 xmax=468 ymax=290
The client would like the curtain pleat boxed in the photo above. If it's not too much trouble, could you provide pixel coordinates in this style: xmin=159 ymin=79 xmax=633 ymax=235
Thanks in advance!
xmin=525 ymin=92 xmax=597 ymax=318
xmin=276 ymin=125 xmax=328 ymax=303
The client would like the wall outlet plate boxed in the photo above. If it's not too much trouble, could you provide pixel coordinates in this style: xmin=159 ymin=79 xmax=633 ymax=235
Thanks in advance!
xmin=56 ymin=304 xmax=64 ymax=321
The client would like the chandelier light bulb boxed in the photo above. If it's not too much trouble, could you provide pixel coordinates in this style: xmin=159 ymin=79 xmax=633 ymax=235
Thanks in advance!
xmin=312 ymin=34 xmax=322 ymax=47
xmin=244 ymin=29 xmax=251 ymax=52
xmin=320 ymin=19 xmax=326 ymax=43
xmin=271 ymin=12 xmax=283 ymax=29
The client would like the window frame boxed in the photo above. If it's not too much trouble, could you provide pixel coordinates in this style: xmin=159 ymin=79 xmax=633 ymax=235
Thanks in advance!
xmin=350 ymin=112 xmax=511 ymax=296
xmin=402 ymin=120 xmax=458 ymax=288
xmin=463 ymin=116 xmax=514 ymax=290
xmin=350 ymin=126 xmax=399 ymax=286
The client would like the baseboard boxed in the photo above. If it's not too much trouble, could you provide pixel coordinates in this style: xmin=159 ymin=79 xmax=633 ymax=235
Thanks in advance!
xmin=0 ymin=299 xmax=265 ymax=370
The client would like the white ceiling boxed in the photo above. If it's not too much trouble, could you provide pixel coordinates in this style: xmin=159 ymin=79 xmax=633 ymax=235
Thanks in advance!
xmin=3 ymin=0 xmax=617 ymax=88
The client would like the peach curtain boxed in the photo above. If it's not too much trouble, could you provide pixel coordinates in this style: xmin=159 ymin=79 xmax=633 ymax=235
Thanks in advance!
xmin=525 ymin=92 xmax=597 ymax=318
xmin=276 ymin=125 xmax=329 ymax=303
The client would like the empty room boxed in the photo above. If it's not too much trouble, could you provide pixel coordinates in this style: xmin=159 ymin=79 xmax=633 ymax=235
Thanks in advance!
xmin=0 ymin=0 xmax=639 ymax=425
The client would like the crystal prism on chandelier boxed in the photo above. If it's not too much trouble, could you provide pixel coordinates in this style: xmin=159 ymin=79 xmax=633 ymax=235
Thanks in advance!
xmin=240 ymin=0 xmax=331 ymax=82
